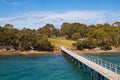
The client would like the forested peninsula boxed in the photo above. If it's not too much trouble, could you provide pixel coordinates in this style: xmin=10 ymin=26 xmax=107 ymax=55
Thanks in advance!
xmin=0 ymin=22 xmax=120 ymax=53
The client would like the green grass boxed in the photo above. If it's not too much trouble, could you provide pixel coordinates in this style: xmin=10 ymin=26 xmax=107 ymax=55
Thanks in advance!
xmin=48 ymin=37 xmax=75 ymax=49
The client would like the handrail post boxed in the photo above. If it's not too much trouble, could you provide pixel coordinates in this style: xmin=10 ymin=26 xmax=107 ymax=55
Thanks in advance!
xmin=110 ymin=63 xmax=112 ymax=71
xmin=101 ymin=59 xmax=102 ymax=66
xmin=115 ymin=65 xmax=118 ymax=80
xmin=105 ymin=61 xmax=106 ymax=68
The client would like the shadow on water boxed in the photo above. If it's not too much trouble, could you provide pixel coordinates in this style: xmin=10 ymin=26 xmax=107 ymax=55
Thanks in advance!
xmin=62 ymin=54 xmax=91 ymax=80
xmin=62 ymin=54 xmax=109 ymax=80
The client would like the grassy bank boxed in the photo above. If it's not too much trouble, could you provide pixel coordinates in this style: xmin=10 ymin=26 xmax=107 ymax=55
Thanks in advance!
xmin=48 ymin=37 xmax=75 ymax=50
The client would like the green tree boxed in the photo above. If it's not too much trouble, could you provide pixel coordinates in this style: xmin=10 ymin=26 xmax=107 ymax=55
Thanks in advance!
xmin=74 ymin=38 xmax=96 ymax=50
xmin=61 ymin=22 xmax=87 ymax=39
xmin=37 ymin=24 xmax=58 ymax=38
xmin=71 ymin=33 xmax=81 ymax=40
xmin=112 ymin=22 xmax=120 ymax=47
xmin=113 ymin=21 xmax=120 ymax=27
xmin=18 ymin=28 xmax=37 ymax=50
xmin=91 ymin=29 xmax=108 ymax=41
xmin=34 ymin=37 xmax=54 ymax=51
xmin=61 ymin=22 xmax=73 ymax=39
xmin=4 ymin=23 xmax=14 ymax=29
xmin=100 ymin=41 xmax=112 ymax=50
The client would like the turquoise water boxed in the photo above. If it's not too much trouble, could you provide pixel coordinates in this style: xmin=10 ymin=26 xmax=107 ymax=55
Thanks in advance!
xmin=84 ymin=52 xmax=120 ymax=80
xmin=0 ymin=54 xmax=90 ymax=80
xmin=0 ymin=53 xmax=119 ymax=80
xmin=86 ymin=52 xmax=120 ymax=66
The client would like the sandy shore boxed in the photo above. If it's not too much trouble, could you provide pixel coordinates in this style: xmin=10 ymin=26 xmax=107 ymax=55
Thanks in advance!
xmin=74 ymin=47 xmax=120 ymax=54
xmin=0 ymin=50 xmax=61 ymax=56
xmin=1 ymin=47 xmax=120 ymax=56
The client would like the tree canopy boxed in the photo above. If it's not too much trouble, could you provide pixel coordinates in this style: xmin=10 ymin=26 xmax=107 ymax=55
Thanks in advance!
xmin=0 ymin=24 xmax=54 ymax=51
xmin=1 ymin=21 xmax=120 ymax=51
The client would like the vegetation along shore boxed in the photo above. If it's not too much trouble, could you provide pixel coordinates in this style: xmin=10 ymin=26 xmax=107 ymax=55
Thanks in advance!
xmin=0 ymin=21 xmax=120 ymax=55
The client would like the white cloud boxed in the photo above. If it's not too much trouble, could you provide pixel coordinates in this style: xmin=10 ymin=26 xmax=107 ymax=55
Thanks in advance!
xmin=0 ymin=11 xmax=120 ymax=29
xmin=0 ymin=0 xmax=21 ymax=6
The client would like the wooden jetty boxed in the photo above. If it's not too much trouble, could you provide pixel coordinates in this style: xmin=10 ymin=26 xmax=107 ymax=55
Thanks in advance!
xmin=60 ymin=46 xmax=120 ymax=80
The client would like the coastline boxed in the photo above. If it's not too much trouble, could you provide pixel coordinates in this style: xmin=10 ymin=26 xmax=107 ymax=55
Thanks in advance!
xmin=0 ymin=50 xmax=61 ymax=56
xmin=74 ymin=47 xmax=120 ymax=54
xmin=1 ymin=47 xmax=120 ymax=56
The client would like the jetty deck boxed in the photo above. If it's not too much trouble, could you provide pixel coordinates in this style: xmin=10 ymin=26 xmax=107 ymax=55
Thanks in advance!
xmin=60 ymin=46 xmax=120 ymax=80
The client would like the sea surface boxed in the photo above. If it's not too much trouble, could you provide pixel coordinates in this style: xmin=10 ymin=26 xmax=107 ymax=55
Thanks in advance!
xmin=0 ymin=52 xmax=120 ymax=80
xmin=86 ymin=52 xmax=120 ymax=66
xmin=0 ymin=54 xmax=90 ymax=80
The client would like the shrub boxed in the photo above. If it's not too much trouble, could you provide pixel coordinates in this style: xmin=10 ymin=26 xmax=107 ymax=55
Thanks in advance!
xmin=100 ymin=42 xmax=112 ymax=50
xmin=74 ymin=38 xmax=96 ymax=50
xmin=75 ymin=41 xmax=84 ymax=50
xmin=71 ymin=33 xmax=81 ymax=40
xmin=34 ymin=37 xmax=54 ymax=51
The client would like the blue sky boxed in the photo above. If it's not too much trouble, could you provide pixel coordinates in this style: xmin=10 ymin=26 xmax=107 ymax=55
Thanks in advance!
xmin=0 ymin=0 xmax=120 ymax=29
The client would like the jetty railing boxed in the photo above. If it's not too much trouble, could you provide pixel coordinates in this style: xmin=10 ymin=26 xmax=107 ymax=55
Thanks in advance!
xmin=61 ymin=46 xmax=120 ymax=80
xmin=81 ymin=54 xmax=120 ymax=74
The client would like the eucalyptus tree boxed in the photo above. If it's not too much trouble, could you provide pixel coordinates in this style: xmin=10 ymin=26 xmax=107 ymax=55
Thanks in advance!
xmin=37 ymin=24 xmax=57 ymax=38
xmin=112 ymin=22 xmax=120 ymax=47
xmin=61 ymin=22 xmax=87 ymax=39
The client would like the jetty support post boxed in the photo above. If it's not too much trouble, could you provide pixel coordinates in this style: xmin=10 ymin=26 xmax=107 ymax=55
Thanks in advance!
xmin=78 ymin=61 xmax=82 ymax=69
xmin=102 ymin=75 xmax=104 ymax=80
xmin=84 ymin=64 xmax=87 ymax=73
xmin=98 ymin=73 xmax=101 ymax=80
xmin=90 ymin=69 xmax=94 ymax=79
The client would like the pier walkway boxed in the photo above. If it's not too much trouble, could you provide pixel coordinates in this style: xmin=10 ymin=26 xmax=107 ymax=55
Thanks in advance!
xmin=60 ymin=46 xmax=120 ymax=80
